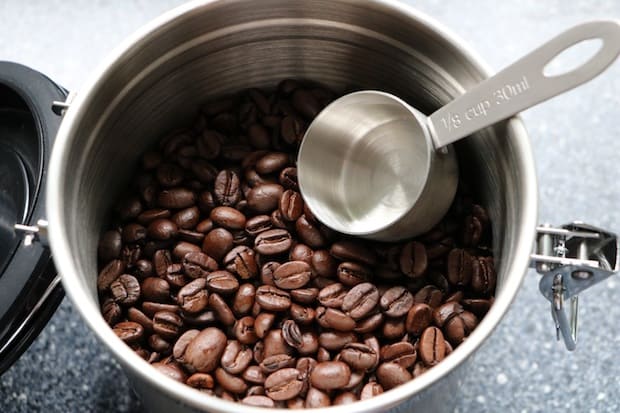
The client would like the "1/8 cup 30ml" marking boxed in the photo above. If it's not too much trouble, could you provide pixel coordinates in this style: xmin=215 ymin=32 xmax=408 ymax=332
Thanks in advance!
xmin=439 ymin=75 xmax=530 ymax=131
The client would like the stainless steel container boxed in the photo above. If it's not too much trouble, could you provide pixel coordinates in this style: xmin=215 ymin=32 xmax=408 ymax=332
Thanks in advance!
xmin=43 ymin=0 xmax=563 ymax=411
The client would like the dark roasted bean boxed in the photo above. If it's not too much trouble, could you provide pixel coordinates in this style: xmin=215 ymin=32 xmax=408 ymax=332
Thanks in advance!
xmin=310 ymin=361 xmax=351 ymax=390
xmin=242 ymin=395 xmax=275 ymax=407
xmin=316 ymin=307 xmax=356 ymax=332
xmin=152 ymin=361 xmax=187 ymax=382
xmin=245 ymin=214 xmax=273 ymax=236
xmin=214 ymin=169 xmax=242 ymax=206
xmin=337 ymin=262 xmax=372 ymax=287
xmin=186 ymin=372 xmax=214 ymax=389
xmin=273 ymin=261 xmax=311 ymax=290
xmin=256 ymin=285 xmax=291 ymax=312
xmin=406 ymin=303 xmax=433 ymax=335
xmin=110 ymin=274 xmax=141 ymax=306
xmin=221 ymin=340 xmax=253 ymax=374
xmin=141 ymin=277 xmax=170 ymax=303
xmin=177 ymin=278 xmax=208 ymax=313
xmin=248 ymin=183 xmax=284 ymax=213
xmin=339 ymin=343 xmax=378 ymax=371
xmin=97 ymin=259 xmax=126 ymax=291
xmin=279 ymin=166 xmax=298 ymax=190
xmin=224 ymin=246 xmax=258 ymax=279
xmin=102 ymin=297 xmax=122 ymax=325
xmin=419 ymin=326 xmax=446 ymax=366
xmin=209 ymin=293 xmax=236 ymax=326
xmin=216 ymin=368 xmax=248 ymax=394
xmin=172 ymin=206 xmax=200 ymax=229
xmin=318 ymin=331 xmax=356 ymax=351
xmin=263 ymin=329 xmax=294 ymax=358
xmin=295 ymin=215 xmax=326 ymax=249
xmin=255 ymin=229 xmax=292 ymax=255
xmin=233 ymin=283 xmax=256 ymax=316
xmin=158 ymin=188 xmax=195 ymax=209
xmin=279 ymin=190 xmax=304 ymax=221
xmin=202 ymin=228 xmax=234 ymax=261
xmin=147 ymin=219 xmax=178 ymax=241
xmin=305 ymin=387 xmax=330 ymax=408
xmin=98 ymin=230 xmax=122 ymax=262
xmin=330 ymin=241 xmax=377 ymax=266
xmin=254 ymin=312 xmax=276 ymax=339
xmin=342 ymin=283 xmax=379 ymax=319
xmin=290 ymin=288 xmax=319 ymax=305
xmin=376 ymin=362 xmax=412 ymax=390
xmin=380 ymin=286 xmax=414 ymax=317
xmin=360 ymin=382 xmax=384 ymax=400
xmin=290 ymin=304 xmax=316 ymax=325
xmin=447 ymin=248 xmax=473 ymax=286
xmin=260 ymin=354 xmax=296 ymax=374
xmin=184 ymin=327 xmax=227 ymax=373
xmin=183 ymin=251 xmax=217 ymax=279
xmin=113 ymin=321 xmax=144 ymax=344
xmin=282 ymin=319 xmax=303 ymax=348
xmin=153 ymin=311 xmax=183 ymax=340
xmin=265 ymin=368 xmax=304 ymax=401
xmin=399 ymin=241 xmax=428 ymax=278
xmin=234 ymin=316 xmax=258 ymax=345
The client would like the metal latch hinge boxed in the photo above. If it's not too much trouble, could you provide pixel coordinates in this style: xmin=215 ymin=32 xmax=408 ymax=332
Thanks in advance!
xmin=530 ymin=222 xmax=619 ymax=350
xmin=14 ymin=219 xmax=49 ymax=247
xmin=52 ymin=91 xmax=76 ymax=116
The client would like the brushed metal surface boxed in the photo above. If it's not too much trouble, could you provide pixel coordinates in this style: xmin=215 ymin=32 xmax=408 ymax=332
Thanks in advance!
xmin=298 ymin=91 xmax=458 ymax=241
xmin=46 ymin=0 xmax=538 ymax=412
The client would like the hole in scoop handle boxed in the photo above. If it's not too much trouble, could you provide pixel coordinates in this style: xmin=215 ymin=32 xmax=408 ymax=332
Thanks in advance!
xmin=428 ymin=20 xmax=620 ymax=149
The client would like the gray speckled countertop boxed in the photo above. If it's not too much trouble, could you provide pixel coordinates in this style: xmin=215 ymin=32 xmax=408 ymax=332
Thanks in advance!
xmin=1 ymin=1 xmax=619 ymax=412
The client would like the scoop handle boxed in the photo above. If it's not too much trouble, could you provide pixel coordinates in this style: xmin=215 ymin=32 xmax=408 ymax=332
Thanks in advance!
xmin=428 ymin=20 xmax=620 ymax=149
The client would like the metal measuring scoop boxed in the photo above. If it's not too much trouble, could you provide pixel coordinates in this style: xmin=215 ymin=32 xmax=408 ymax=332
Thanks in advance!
xmin=298 ymin=21 xmax=620 ymax=241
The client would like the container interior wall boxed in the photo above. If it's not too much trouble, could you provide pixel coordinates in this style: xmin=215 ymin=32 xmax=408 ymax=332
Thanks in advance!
xmin=60 ymin=0 xmax=521 ymax=303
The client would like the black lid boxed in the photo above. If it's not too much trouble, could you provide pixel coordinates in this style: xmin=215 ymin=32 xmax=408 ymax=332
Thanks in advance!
xmin=0 ymin=62 xmax=66 ymax=374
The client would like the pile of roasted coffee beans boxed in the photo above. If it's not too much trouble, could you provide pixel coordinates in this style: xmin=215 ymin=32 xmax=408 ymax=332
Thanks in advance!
xmin=97 ymin=79 xmax=496 ymax=408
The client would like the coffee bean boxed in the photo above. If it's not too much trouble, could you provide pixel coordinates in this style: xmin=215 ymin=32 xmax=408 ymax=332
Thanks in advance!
xmin=158 ymin=188 xmax=195 ymax=209
xmin=183 ymin=251 xmax=217 ymax=279
xmin=209 ymin=293 xmax=236 ymax=326
xmin=202 ymin=228 xmax=234 ymax=261
xmin=256 ymin=285 xmax=291 ymax=312
xmin=198 ymin=191 xmax=216 ymax=215
xmin=330 ymin=241 xmax=377 ymax=266
xmin=447 ymin=248 xmax=473 ymax=286
xmin=279 ymin=190 xmax=304 ymax=221
xmin=186 ymin=372 xmax=214 ymax=389
xmin=273 ymin=261 xmax=311 ymax=290
xmin=247 ymin=183 xmax=284 ymax=213
xmin=242 ymin=395 xmax=275 ymax=407
xmin=333 ymin=392 xmax=357 ymax=405
xmin=292 ymin=89 xmax=321 ymax=119
xmin=214 ymin=170 xmax=242 ymax=206
xmin=265 ymin=368 xmax=303 ymax=401
xmin=317 ymin=283 xmax=347 ymax=309
xmin=148 ymin=334 xmax=171 ymax=353
xmin=147 ymin=219 xmax=178 ymax=241
xmin=353 ymin=312 xmax=383 ymax=334
xmin=471 ymin=256 xmax=496 ymax=295
xmin=243 ymin=365 xmax=267 ymax=384
xmin=172 ymin=241 xmax=201 ymax=261
xmin=234 ymin=316 xmax=258 ymax=345
xmin=318 ymin=331 xmax=356 ymax=351
xmin=260 ymin=354 xmax=296 ymax=374
xmin=254 ymin=312 xmax=276 ymax=339
xmin=223 ymin=246 xmax=258 ymax=279
xmin=413 ymin=285 xmax=444 ymax=308
xmin=290 ymin=304 xmax=316 ymax=325
xmin=339 ymin=343 xmax=378 ymax=371
xmin=290 ymin=288 xmax=319 ymax=305
xmin=210 ymin=206 xmax=247 ymax=230
xmin=113 ymin=321 xmax=144 ymax=344
xmin=310 ymin=361 xmax=351 ymax=390
xmin=255 ymin=229 xmax=292 ymax=255
xmin=462 ymin=298 xmax=493 ymax=317
xmin=289 ymin=244 xmax=312 ymax=266
xmin=233 ymin=283 xmax=256 ymax=316
xmin=110 ymin=274 xmax=141 ymax=306
xmin=141 ymin=302 xmax=180 ymax=318
xmin=399 ymin=241 xmax=428 ymax=278
xmin=305 ymin=387 xmax=331 ymax=408
xmin=102 ymin=297 xmax=122 ymax=325
xmin=433 ymin=301 xmax=464 ymax=327
xmin=177 ymin=278 xmax=208 ymax=313
xmin=342 ymin=283 xmax=379 ymax=320
xmin=171 ymin=206 xmax=200 ymax=230
xmin=263 ymin=329 xmax=294 ymax=358
xmin=98 ymin=230 xmax=122 ymax=262
xmin=153 ymin=311 xmax=183 ymax=340
xmin=221 ymin=340 xmax=253 ymax=374
xmin=245 ymin=215 xmax=273 ymax=236
xmin=279 ymin=167 xmax=298 ymax=190
xmin=256 ymin=152 xmax=289 ymax=175
xmin=184 ymin=327 xmax=227 ymax=372
xmin=406 ymin=303 xmax=433 ymax=335
xmin=462 ymin=214 xmax=483 ymax=247
xmin=419 ymin=326 xmax=446 ymax=366
xmin=316 ymin=307 xmax=356 ymax=332
xmin=380 ymin=286 xmax=414 ymax=317
xmin=295 ymin=215 xmax=326 ymax=249
xmin=153 ymin=250 xmax=172 ymax=278
xmin=197 ymin=129 xmax=223 ymax=160
xmin=152 ymin=361 xmax=187 ymax=382
xmin=215 ymin=367 xmax=248 ymax=394
xmin=165 ymin=263 xmax=188 ymax=288
xmin=382 ymin=317 xmax=406 ymax=340
xmin=360 ymin=382 xmax=383 ymax=400
xmin=248 ymin=123 xmax=271 ymax=149
xmin=376 ymin=362 xmax=412 ymax=390
xmin=337 ymin=262 xmax=372 ymax=287
xmin=281 ymin=319 xmax=303 ymax=348
xmin=380 ymin=342 xmax=416 ymax=369
xmin=97 ymin=259 xmax=126 ymax=291
xmin=310 ymin=250 xmax=337 ymax=278
xmin=280 ymin=116 xmax=305 ymax=145
xmin=173 ymin=329 xmax=200 ymax=364
xmin=181 ymin=310 xmax=216 ymax=326
xmin=141 ymin=277 xmax=170 ymax=303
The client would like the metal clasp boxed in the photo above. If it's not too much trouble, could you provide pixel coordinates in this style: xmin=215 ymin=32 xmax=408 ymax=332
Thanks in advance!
xmin=531 ymin=222 xmax=619 ymax=350
xmin=51 ymin=91 xmax=76 ymax=116
xmin=14 ymin=219 xmax=49 ymax=247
